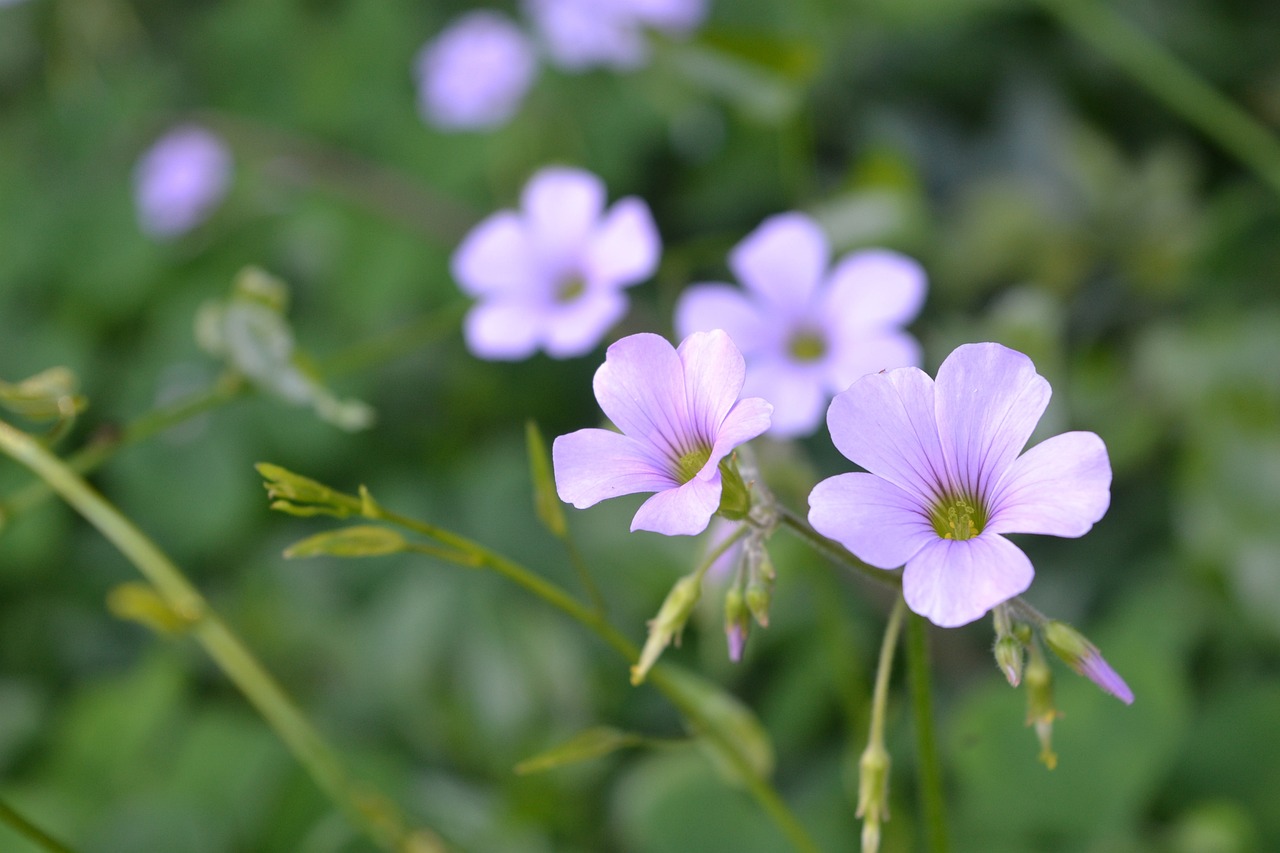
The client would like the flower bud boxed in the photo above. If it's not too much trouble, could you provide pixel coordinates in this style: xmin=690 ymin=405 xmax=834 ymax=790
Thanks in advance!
xmin=631 ymin=573 xmax=702 ymax=686
xmin=724 ymin=585 xmax=750 ymax=663
xmin=856 ymin=741 xmax=891 ymax=853
xmin=1024 ymin=647 xmax=1059 ymax=769
xmin=1043 ymin=620 xmax=1134 ymax=705
xmin=994 ymin=635 xmax=1025 ymax=687
xmin=743 ymin=536 xmax=775 ymax=628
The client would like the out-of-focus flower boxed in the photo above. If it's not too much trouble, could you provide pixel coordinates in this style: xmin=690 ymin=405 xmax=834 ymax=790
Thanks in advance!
xmin=524 ymin=0 xmax=708 ymax=71
xmin=675 ymin=212 xmax=926 ymax=438
xmin=808 ymin=342 xmax=1112 ymax=628
xmin=415 ymin=11 xmax=539 ymax=131
xmin=451 ymin=166 xmax=659 ymax=360
xmin=134 ymin=125 xmax=232 ymax=239
xmin=553 ymin=330 xmax=772 ymax=536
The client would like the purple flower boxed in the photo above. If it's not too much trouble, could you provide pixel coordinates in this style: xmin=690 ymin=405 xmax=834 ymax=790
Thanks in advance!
xmin=134 ymin=125 xmax=232 ymax=239
xmin=524 ymin=0 xmax=707 ymax=71
xmin=675 ymin=212 xmax=926 ymax=438
xmin=415 ymin=11 xmax=538 ymax=131
xmin=451 ymin=167 xmax=660 ymax=360
xmin=553 ymin=330 xmax=772 ymax=536
xmin=808 ymin=343 xmax=1112 ymax=627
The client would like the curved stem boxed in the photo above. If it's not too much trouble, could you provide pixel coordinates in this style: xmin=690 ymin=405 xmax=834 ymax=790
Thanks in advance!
xmin=905 ymin=613 xmax=948 ymax=853
xmin=1037 ymin=0 xmax=1280 ymax=197
xmin=0 ymin=799 xmax=77 ymax=853
xmin=0 ymin=420 xmax=444 ymax=853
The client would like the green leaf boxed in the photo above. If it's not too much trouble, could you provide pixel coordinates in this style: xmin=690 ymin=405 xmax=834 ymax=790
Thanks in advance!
xmin=525 ymin=420 xmax=566 ymax=537
xmin=658 ymin=666 xmax=775 ymax=786
xmin=283 ymin=525 xmax=408 ymax=559
xmin=514 ymin=726 xmax=646 ymax=775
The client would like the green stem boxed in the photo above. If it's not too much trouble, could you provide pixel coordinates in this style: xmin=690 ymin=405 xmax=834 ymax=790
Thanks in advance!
xmin=0 ymin=799 xmax=77 ymax=853
xmin=868 ymin=599 xmax=907 ymax=750
xmin=905 ymin=614 xmax=948 ymax=853
xmin=1037 ymin=0 xmax=1280 ymax=197
xmin=345 ymin=498 xmax=821 ymax=853
xmin=776 ymin=505 xmax=901 ymax=590
xmin=0 ymin=420 xmax=443 ymax=853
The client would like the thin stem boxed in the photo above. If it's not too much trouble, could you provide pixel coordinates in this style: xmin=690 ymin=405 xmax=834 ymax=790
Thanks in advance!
xmin=776 ymin=505 xmax=901 ymax=590
xmin=868 ymin=599 xmax=907 ymax=749
xmin=0 ymin=799 xmax=77 ymax=853
xmin=1037 ymin=0 xmax=1280 ymax=198
xmin=0 ymin=420 xmax=443 ymax=853
xmin=905 ymin=613 xmax=949 ymax=853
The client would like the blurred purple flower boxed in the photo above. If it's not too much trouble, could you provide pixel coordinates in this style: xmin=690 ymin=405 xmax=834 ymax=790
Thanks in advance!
xmin=415 ymin=11 xmax=538 ymax=131
xmin=553 ymin=331 xmax=772 ymax=536
xmin=524 ymin=0 xmax=708 ymax=71
xmin=451 ymin=167 xmax=660 ymax=360
xmin=134 ymin=125 xmax=232 ymax=239
xmin=808 ymin=343 xmax=1112 ymax=628
xmin=675 ymin=212 xmax=926 ymax=438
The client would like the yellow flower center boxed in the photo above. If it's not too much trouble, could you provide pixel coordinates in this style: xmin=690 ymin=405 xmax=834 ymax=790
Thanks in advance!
xmin=930 ymin=495 xmax=985 ymax=541
xmin=674 ymin=446 xmax=712 ymax=484
xmin=556 ymin=276 xmax=586 ymax=303
xmin=788 ymin=328 xmax=827 ymax=362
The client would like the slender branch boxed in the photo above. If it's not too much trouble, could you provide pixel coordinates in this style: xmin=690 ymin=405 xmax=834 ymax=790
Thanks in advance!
xmin=1037 ymin=0 xmax=1280 ymax=198
xmin=0 ymin=419 xmax=444 ymax=853
xmin=0 ymin=799 xmax=77 ymax=853
xmin=905 ymin=614 xmax=948 ymax=853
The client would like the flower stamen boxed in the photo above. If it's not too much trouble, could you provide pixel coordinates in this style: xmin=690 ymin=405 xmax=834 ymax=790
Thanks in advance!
xmin=930 ymin=496 xmax=985 ymax=540
xmin=674 ymin=445 xmax=712 ymax=484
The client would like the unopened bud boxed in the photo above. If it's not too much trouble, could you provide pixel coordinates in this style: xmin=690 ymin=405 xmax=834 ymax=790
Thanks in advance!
xmin=1024 ymin=648 xmax=1058 ymax=769
xmin=1043 ymin=620 xmax=1134 ymax=705
xmin=631 ymin=573 xmax=702 ymax=686
xmin=994 ymin=635 xmax=1025 ymax=687
xmin=744 ymin=538 xmax=775 ymax=628
xmin=724 ymin=586 xmax=750 ymax=662
xmin=256 ymin=463 xmax=353 ymax=518
xmin=856 ymin=742 xmax=891 ymax=853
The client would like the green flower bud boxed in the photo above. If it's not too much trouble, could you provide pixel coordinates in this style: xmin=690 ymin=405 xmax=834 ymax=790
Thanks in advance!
xmin=856 ymin=741 xmax=891 ymax=853
xmin=631 ymin=573 xmax=703 ymax=686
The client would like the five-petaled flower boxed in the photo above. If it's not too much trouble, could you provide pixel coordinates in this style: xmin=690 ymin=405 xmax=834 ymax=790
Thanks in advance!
xmin=451 ymin=167 xmax=660 ymax=360
xmin=675 ymin=212 xmax=926 ymax=438
xmin=134 ymin=125 xmax=232 ymax=239
xmin=553 ymin=330 xmax=772 ymax=536
xmin=414 ymin=11 xmax=539 ymax=131
xmin=808 ymin=342 xmax=1112 ymax=627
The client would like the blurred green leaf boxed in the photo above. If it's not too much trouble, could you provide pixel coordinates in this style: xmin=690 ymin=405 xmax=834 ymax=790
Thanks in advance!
xmin=659 ymin=665 xmax=775 ymax=786
xmin=515 ymin=726 xmax=647 ymax=775
xmin=524 ymin=420 xmax=566 ymax=538
xmin=283 ymin=525 xmax=408 ymax=559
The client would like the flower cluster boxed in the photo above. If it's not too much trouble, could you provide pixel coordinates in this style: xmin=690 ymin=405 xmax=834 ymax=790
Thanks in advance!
xmin=415 ymin=0 xmax=709 ymax=131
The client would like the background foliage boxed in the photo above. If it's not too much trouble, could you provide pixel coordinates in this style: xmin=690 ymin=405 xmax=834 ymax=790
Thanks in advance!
xmin=1 ymin=0 xmax=1279 ymax=851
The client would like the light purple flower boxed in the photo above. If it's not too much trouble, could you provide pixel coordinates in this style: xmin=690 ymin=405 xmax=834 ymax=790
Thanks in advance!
xmin=808 ymin=342 xmax=1112 ymax=628
xmin=524 ymin=0 xmax=707 ymax=71
xmin=415 ymin=11 xmax=539 ymax=131
xmin=553 ymin=330 xmax=772 ymax=536
xmin=675 ymin=212 xmax=926 ymax=438
xmin=451 ymin=167 xmax=660 ymax=360
xmin=134 ymin=125 xmax=232 ymax=239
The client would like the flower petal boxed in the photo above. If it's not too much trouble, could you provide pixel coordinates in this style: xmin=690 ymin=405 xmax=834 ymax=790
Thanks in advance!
xmin=823 ymin=329 xmax=923 ymax=399
xmin=415 ymin=11 xmax=538 ymax=131
xmin=902 ymin=534 xmax=1034 ymax=628
xmin=707 ymin=396 xmax=772 ymax=467
xmin=677 ymin=329 xmax=747 ymax=443
xmin=522 ymin=167 xmax=606 ymax=270
xmin=631 ymin=475 xmax=722 ymax=535
xmin=451 ymin=211 xmax=540 ymax=297
xmin=553 ymin=428 xmax=675 ymax=508
xmin=583 ymin=197 xmax=660 ymax=289
xmin=808 ymin=472 xmax=936 ymax=569
xmin=463 ymin=299 xmax=543 ymax=360
xmin=673 ymin=284 xmax=774 ymax=355
xmin=743 ymin=357 xmax=827 ymax=438
xmin=592 ymin=333 xmax=686 ymax=457
xmin=825 ymin=366 xmax=947 ymax=504
xmin=728 ymin=212 xmax=829 ymax=309
xmin=824 ymin=249 xmax=927 ymax=331
xmin=542 ymin=291 xmax=629 ymax=358
xmin=987 ymin=431 xmax=1111 ymax=537
xmin=934 ymin=342 xmax=1051 ymax=502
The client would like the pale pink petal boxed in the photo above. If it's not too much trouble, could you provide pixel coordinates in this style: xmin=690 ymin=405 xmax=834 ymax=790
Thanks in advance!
xmin=987 ymin=431 xmax=1111 ymax=537
xmin=728 ymin=213 xmax=829 ymax=309
xmin=676 ymin=329 xmax=746 ymax=442
xmin=543 ymin=291 xmax=630 ymax=358
xmin=554 ymin=428 xmax=675 ymax=507
xmin=823 ymin=330 xmax=923 ymax=398
xmin=824 ymin=249 xmax=927 ymax=331
xmin=808 ymin=473 xmax=935 ymax=569
xmin=903 ymin=534 xmax=1034 ymax=628
xmin=673 ymin=285 xmax=773 ymax=355
xmin=707 ymin=397 xmax=772 ymax=465
xmin=451 ymin=212 xmax=541 ymax=297
xmin=583 ymin=197 xmax=660 ymax=289
xmin=934 ymin=342 xmax=1051 ymax=501
xmin=743 ymin=358 xmax=827 ymax=438
xmin=825 ymin=366 xmax=947 ymax=504
xmin=463 ymin=300 xmax=543 ymax=360
xmin=592 ymin=333 xmax=686 ymax=454
xmin=522 ymin=167 xmax=606 ymax=268
xmin=631 ymin=475 xmax=722 ymax=535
